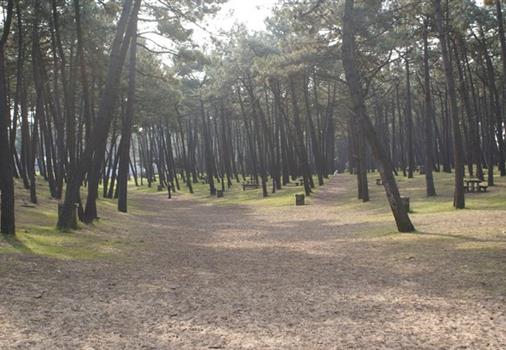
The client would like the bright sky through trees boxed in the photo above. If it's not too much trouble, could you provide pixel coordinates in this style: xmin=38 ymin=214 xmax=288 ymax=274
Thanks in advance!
xmin=143 ymin=0 xmax=274 ymax=58
xmin=206 ymin=0 xmax=274 ymax=32
xmin=194 ymin=0 xmax=274 ymax=45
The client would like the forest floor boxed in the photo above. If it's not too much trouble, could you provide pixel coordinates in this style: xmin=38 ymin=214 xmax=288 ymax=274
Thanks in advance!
xmin=1 ymin=172 xmax=506 ymax=349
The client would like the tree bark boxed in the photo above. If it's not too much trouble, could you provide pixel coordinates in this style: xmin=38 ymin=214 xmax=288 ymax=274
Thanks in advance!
xmin=58 ymin=0 xmax=140 ymax=229
xmin=0 ymin=0 xmax=15 ymax=235
xmin=342 ymin=0 xmax=415 ymax=232
xmin=118 ymin=22 xmax=137 ymax=212
xmin=422 ymin=22 xmax=436 ymax=196
xmin=434 ymin=0 xmax=465 ymax=209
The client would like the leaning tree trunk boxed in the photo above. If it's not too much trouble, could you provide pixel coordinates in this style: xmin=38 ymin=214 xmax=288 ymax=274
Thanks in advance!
xmin=342 ymin=0 xmax=415 ymax=233
xmin=58 ymin=0 xmax=139 ymax=230
xmin=83 ymin=0 xmax=140 ymax=223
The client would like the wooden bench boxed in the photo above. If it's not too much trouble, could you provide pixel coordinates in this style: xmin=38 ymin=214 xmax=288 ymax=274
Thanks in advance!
xmin=22 ymin=200 xmax=36 ymax=208
xmin=478 ymin=185 xmax=488 ymax=192
xmin=242 ymin=183 xmax=259 ymax=191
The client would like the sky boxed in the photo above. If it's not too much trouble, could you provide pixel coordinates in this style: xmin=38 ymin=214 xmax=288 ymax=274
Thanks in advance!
xmin=175 ymin=0 xmax=488 ymax=48
xmin=202 ymin=0 xmax=490 ymax=35
xmin=143 ymin=0 xmax=275 ymax=58
xmin=205 ymin=0 xmax=275 ymax=33
xmin=147 ymin=0 xmax=489 ymax=57
xmin=194 ymin=0 xmax=275 ymax=45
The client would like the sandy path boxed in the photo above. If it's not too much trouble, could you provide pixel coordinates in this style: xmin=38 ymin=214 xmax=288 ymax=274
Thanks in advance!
xmin=1 ymin=176 xmax=506 ymax=349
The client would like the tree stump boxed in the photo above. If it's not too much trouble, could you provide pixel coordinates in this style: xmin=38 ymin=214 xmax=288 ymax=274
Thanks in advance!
xmin=216 ymin=189 xmax=224 ymax=198
xmin=400 ymin=196 xmax=410 ymax=213
xmin=295 ymin=194 xmax=305 ymax=206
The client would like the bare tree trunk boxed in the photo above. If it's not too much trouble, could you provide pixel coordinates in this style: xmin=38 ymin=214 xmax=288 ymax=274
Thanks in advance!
xmin=18 ymin=0 xmax=37 ymax=204
xmin=118 ymin=21 xmax=137 ymax=212
xmin=200 ymin=99 xmax=216 ymax=195
xmin=405 ymin=54 xmax=415 ymax=179
xmin=342 ymin=0 xmax=415 ymax=232
xmin=0 ymin=0 xmax=15 ymax=235
xmin=58 ymin=0 xmax=140 ymax=230
xmin=422 ymin=22 xmax=436 ymax=196
xmin=434 ymin=0 xmax=465 ymax=209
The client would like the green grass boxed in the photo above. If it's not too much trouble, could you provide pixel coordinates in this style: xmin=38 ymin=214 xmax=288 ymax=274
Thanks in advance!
xmin=361 ymin=169 xmax=506 ymax=214
xmin=174 ymin=176 xmax=317 ymax=207
xmin=0 ymin=176 xmax=134 ymax=260
xmin=121 ymin=170 xmax=506 ymax=214
xmin=4 ymin=168 xmax=506 ymax=261
xmin=1 ymin=226 xmax=120 ymax=260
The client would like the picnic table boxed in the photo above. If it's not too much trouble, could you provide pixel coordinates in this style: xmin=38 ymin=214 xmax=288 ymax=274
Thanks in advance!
xmin=242 ymin=180 xmax=259 ymax=191
xmin=464 ymin=179 xmax=488 ymax=193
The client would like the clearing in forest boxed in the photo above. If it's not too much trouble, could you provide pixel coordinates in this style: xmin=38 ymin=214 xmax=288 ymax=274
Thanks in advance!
xmin=1 ymin=172 xmax=505 ymax=349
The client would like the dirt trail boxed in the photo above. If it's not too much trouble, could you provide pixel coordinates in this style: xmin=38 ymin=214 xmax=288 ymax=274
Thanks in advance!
xmin=1 ymin=178 xmax=506 ymax=349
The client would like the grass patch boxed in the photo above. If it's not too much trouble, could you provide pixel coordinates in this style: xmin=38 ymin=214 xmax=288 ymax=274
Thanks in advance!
xmin=0 ymin=176 xmax=137 ymax=260
xmin=363 ymin=170 xmax=506 ymax=214
xmin=176 ymin=177 xmax=317 ymax=207
xmin=7 ymin=168 xmax=506 ymax=263
xmin=0 ymin=226 xmax=120 ymax=260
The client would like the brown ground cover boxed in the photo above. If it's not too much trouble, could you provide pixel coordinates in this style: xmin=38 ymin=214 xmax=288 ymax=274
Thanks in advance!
xmin=1 ymin=174 xmax=505 ymax=349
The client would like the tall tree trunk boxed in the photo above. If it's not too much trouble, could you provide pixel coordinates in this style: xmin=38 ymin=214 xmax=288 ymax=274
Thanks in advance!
xmin=12 ymin=1 xmax=28 ymax=189
xmin=289 ymin=76 xmax=313 ymax=196
xmin=18 ymin=4 xmax=37 ymax=204
xmin=117 ymin=22 xmax=137 ymax=212
xmin=200 ymin=99 xmax=216 ymax=195
xmin=0 ymin=0 xmax=15 ymax=235
xmin=304 ymin=74 xmax=324 ymax=186
xmin=422 ymin=22 xmax=436 ymax=196
xmin=434 ymin=0 xmax=465 ymax=209
xmin=58 ymin=0 xmax=140 ymax=230
xmin=83 ymin=0 xmax=140 ymax=222
xmin=405 ymin=54 xmax=415 ymax=179
xmin=342 ymin=0 xmax=415 ymax=232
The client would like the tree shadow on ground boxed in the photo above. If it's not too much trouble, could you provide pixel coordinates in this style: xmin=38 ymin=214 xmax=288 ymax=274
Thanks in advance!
xmin=0 ymin=233 xmax=34 ymax=254
xmin=2 ymin=177 xmax=506 ymax=349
